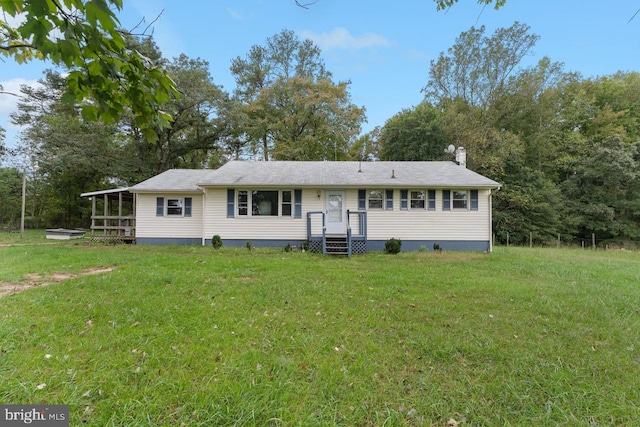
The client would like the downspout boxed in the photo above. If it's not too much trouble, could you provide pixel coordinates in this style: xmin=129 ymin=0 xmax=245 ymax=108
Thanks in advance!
xmin=489 ymin=190 xmax=493 ymax=253
xmin=489 ymin=185 xmax=501 ymax=252
xmin=133 ymin=193 xmax=138 ymax=243
xmin=199 ymin=186 xmax=206 ymax=246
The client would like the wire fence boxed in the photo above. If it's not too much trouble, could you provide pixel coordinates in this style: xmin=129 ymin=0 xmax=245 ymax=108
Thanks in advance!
xmin=493 ymin=232 xmax=628 ymax=250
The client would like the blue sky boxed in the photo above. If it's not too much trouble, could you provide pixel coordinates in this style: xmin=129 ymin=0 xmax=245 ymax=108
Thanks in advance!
xmin=1 ymin=0 xmax=639 ymax=153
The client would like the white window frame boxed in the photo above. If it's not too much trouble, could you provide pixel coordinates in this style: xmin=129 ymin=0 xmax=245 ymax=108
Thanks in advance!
xmin=166 ymin=198 xmax=184 ymax=216
xmin=410 ymin=190 xmax=426 ymax=210
xmin=236 ymin=189 xmax=293 ymax=217
xmin=452 ymin=190 xmax=469 ymax=210
xmin=238 ymin=190 xmax=249 ymax=216
xmin=281 ymin=190 xmax=293 ymax=217
xmin=367 ymin=189 xmax=384 ymax=210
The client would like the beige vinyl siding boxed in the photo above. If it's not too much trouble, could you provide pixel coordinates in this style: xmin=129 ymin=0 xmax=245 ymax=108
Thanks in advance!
xmin=364 ymin=189 xmax=492 ymax=241
xmin=136 ymin=193 xmax=203 ymax=239
xmin=204 ymin=188 xmax=324 ymax=240
xmin=202 ymin=188 xmax=492 ymax=243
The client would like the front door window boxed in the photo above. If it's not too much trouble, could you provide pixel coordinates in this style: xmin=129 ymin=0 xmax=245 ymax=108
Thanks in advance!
xmin=326 ymin=191 xmax=346 ymax=234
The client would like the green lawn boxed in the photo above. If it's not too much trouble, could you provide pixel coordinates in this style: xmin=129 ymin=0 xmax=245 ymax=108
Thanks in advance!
xmin=1 ymin=236 xmax=639 ymax=426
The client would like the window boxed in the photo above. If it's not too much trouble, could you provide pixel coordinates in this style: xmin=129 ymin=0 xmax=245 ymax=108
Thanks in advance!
xmin=281 ymin=191 xmax=292 ymax=216
xmin=238 ymin=190 xmax=249 ymax=216
xmin=428 ymin=190 xmax=436 ymax=211
xmin=157 ymin=197 xmax=192 ymax=217
xmin=167 ymin=198 xmax=183 ymax=215
xmin=252 ymin=190 xmax=278 ymax=216
xmin=236 ymin=190 xmax=293 ymax=217
xmin=410 ymin=190 xmax=425 ymax=209
xmin=368 ymin=189 xmax=384 ymax=209
xmin=452 ymin=191 xmax=468 ymax=210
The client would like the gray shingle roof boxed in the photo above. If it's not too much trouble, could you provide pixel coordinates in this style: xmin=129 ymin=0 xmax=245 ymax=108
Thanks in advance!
xmin=200 ymin=161 xmax=500 ymax=189
xmin=129 ymin=169 xmax=213 ymax=193
xmin=128 ymin=161 xmax=500 ymax=192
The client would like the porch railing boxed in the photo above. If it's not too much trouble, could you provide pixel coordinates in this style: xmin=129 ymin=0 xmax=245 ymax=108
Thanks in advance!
xmin=307 ymin=210 xmax=367 ymax=256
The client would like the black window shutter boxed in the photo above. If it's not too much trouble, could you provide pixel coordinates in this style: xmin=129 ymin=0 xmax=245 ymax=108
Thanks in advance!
xmin=385 ymin=189 xmax=393 ymax=210
xmin=156 ymin=197 xmax=164 ymax=216
xmin=184 ymin=197 xmax=192 ymax=217
xmin=470 ymin=190 xmax=479 ymax=211
xmin=400 ymin=190 xmax=408 ymax=210
xmin=227 ymin=189 xmax=235 ymax=218
xmin=428 ymin=190 xmax=436 ymax=211
xmin=442 ymin=190 xmax=451 ymax=211
xmin=358 ymin=189 xmax=366 ymax=210
xmin=294 ymin=189 xmax=302 ymax=218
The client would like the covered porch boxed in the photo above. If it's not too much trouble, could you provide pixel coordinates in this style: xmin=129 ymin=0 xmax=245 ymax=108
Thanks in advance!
xmin=80 ymin=188 xmax=136 ymax=243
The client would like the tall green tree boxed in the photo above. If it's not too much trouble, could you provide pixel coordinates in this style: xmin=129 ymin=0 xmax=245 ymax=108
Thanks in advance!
xmin=0 ymin=0 xmax=178 ymax=138
xmin=379 ymin=102 xmax=447 ymax=161
xmin=350 ymin=126 xmax=382 ymax=161
xmin=12 ymin=71 xmax=120 ymax=227
xmin=562 ymin=136 xmax=640 ymax=242
xmin=229 ymin=29 xmax=365 ymax=160
xmin=424 ymin=22 xmax=540 ymax=112
xmin=120 ymin=52 xmax=228 ymax=182
xmin=492 ymin=161 xmax=565 ymax=245
xmin=0 ymin=167 xmax=23 ymax=228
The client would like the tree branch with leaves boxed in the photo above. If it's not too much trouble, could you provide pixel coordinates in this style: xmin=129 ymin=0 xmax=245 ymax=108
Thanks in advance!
xmin=0 ymin=0 xmax=178 ymax=141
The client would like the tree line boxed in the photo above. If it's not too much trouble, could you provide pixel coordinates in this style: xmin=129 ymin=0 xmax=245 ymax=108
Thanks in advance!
xmin=377 ymin=23 xmax=640 ymax=246
xmin=1 ymin=22 xmax=639 ymax=248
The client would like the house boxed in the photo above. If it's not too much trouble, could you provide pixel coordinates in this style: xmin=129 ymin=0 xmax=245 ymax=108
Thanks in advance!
xmin=82 ymin=155 xmax=501 ymax=253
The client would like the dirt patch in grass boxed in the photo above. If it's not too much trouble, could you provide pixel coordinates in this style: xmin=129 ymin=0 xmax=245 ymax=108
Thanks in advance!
xmin=0 ymin=266 xmax=116 ymax=298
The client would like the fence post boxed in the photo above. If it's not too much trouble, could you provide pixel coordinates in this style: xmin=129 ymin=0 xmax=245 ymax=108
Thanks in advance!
xmin=507 ymin=232 xmax=510 ymax=247
xmin=529 ymin=232 xmax=532 ymax=248
xmin=592 ymin=233 xmax=596 ymax=250
xmin=557 ymin=233 xmax=560 ymax=249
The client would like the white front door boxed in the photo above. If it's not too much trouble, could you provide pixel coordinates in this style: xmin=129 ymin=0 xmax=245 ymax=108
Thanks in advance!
xmin=325 ymin=190 xmax=346 ymax=234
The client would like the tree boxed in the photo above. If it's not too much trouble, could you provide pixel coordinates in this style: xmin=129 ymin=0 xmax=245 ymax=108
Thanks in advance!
xmin=0 ymin=124 xmax=5 ymax=161
xmin=350 ymin=126 xmax=382 ymax=161
xmin=12 ymin=71 xmax=119 ymax=227
xmin=120 ymin=52 xmax=228 ymax=181
xmin=258 ymin=77 xmax=365 ymax=161
xmin=434 ymin=0 xmax=506 ymax=11
xmin=0 ymin=167 xmax=23 ymax=228
xmin=492 ymin=160 xmax=565 ymax=245
xmin=561 ymin=136 xmax=640 ymax=242
xmin=379 ymin=103 xmax=447 ymax=161
xmin=0 ymin=0 xmax=178 ymax=138
xmin=229 ymin=29 xmax=365 ymax=160
xmin=424 ymin=22 xmax=540 ymax=112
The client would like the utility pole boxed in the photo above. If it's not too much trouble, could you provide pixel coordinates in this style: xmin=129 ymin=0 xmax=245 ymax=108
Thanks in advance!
xmin=20 ymin=168 xmax=26 ymax=239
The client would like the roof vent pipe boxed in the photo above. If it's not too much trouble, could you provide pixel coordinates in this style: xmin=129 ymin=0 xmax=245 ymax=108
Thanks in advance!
xmin=391 ymin=169 xmax=396 ymax=178
xmin=358 ymin=161 xmax=362 ymax=173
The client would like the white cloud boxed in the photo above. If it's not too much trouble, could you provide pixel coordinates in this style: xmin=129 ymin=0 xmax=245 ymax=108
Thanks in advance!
xmin=0 ymin=78 xmax=41 ymax=119
xmin=300 ymin=28 xmax=393 ymax=52
xmin=227 ymin=8 xmax=245 ymax=20
xmin=0 ymin=78 xmax=42 ymax=151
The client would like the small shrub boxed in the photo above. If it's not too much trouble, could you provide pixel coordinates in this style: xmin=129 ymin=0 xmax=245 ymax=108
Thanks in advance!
xmin=433 ymin=242 xmax=442 ymax=253
xmin=301 ymin=240 xmax=310 ymax=252
xmin=384 ymin=238 xmax=402 ymax=254
xmin=246 ymin=241 xmax=253 ymax=251
xmin=418 ymin=245 xmax=429 ymax=252
xmin=284 ymin=243 xmax=292 ymax=253
xmin=211 ymin=235 xmax=222 ymax=249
